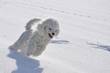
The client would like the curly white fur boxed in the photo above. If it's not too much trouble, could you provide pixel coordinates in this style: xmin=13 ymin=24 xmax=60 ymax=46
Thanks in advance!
xmin=9 ymin=18 xmax=60 ymax=57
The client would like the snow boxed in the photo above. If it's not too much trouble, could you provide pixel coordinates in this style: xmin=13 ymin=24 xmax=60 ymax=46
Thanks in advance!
xmin=0 ymin=0 xmax=110 ymax=73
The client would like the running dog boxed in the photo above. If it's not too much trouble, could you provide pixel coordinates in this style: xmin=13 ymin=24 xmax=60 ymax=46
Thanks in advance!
xmin=9 ymin=18 xmax=60 ymax=56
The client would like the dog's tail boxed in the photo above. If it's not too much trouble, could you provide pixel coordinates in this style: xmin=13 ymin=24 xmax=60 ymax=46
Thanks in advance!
xmin=25 ymin=18 xmax=41 ymax=30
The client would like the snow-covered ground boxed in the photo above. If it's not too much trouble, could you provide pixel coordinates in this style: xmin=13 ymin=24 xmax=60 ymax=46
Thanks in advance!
xmin=0 ymin=0 xmax=110 ymax=73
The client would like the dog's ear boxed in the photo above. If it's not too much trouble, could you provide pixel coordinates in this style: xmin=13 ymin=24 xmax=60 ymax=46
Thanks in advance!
xmin=37 ymin=23 xmax=47 ymax=32
xmin=37 ymin=23 xmax=42 ymax=31
xmin=37 ymin=19 xmax=48 ymax=31
xmin=39 ymin=18 xmax=53 ymax=31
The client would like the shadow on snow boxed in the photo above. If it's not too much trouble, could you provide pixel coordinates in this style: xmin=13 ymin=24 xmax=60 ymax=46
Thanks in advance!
xmin=50 ymin=39 xmax=70 ymax=44
xmin=87 ymin=42 xmax=110 ymax=52
xmin=7 ymin=50 xmax=43 ymax=73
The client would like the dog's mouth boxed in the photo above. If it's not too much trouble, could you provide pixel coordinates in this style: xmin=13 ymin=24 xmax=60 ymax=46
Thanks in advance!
xmin=48 ymin=33 xmax=53 ymax=38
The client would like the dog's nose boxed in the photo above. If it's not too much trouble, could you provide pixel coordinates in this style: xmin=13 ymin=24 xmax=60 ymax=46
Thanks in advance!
xmin=52 ymin=33 xmax=55 ymax=35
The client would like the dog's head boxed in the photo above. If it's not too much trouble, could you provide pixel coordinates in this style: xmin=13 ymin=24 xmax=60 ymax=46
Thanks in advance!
xmin=37 ymin=18 xmax=60 ymax=38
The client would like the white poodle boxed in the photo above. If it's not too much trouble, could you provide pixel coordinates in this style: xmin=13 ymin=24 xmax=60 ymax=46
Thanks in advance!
xmin=9 ymin=18 xmax=60 ymax=56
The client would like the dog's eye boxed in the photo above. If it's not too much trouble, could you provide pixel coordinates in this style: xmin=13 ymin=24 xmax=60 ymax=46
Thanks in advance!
xmin=49 ymin=28 xmax=52 ymax=31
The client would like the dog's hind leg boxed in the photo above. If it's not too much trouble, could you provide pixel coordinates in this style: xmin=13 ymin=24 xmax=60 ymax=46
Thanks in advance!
xmin=9 ymin=30 xmax=32 ymax=51
xmin=9 ymin=32 xmax=26 ymax=51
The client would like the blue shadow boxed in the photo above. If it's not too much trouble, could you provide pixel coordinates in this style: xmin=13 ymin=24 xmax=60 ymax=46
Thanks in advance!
xmin=50 ymin=39 xmax=70 ymax=44
xmin=88 ymin=42 xmax=110 ymax=52
xmin=7 ymin=50 xmax=43 ymax=73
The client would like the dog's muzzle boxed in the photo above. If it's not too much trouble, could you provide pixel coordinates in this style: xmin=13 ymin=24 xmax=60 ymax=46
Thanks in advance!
xmin=48 ymin=33 xmax=55 ymax=38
